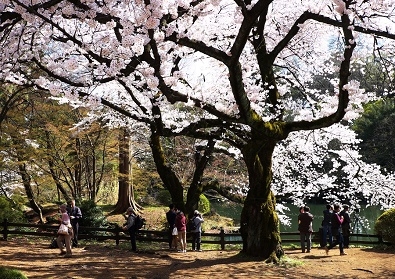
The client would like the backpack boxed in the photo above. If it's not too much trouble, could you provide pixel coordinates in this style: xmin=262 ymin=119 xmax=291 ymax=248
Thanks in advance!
xmin=49 ymin=237 xmax=59 ymax=248
xmin=134 ymin=215 xmax=145 ymax=231
xmin=187 ymin=217 xmax=197 ymax=232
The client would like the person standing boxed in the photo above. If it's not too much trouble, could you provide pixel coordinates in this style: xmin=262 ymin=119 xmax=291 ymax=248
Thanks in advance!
xmin=298 ymin=206 xmax=314 ymax=253
xmin=325 ymin=204 xmax=347 ymax=256
xmin=321 ymin=204 xmax=333 ymax=247
xmin=191 ymin=210 xmax=204 ymax=252
xmin=175 ymin=210 xmax=187 ymax=253
xmin=166 ymin=204 xmax=177 ymax=250
xmin=67 ymin=199 xmax=82 ymax=248
xmin=123 ymin=207 xmax=137 ymax=252
xmin=340 ymin=205 xmax=351 ymax=248
xmin=57 ymin=204 xmax=73 ymax=258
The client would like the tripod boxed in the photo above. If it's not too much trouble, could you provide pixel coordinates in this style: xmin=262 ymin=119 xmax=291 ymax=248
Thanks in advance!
xmin=351 ymin=214 xmax=372 ymax=244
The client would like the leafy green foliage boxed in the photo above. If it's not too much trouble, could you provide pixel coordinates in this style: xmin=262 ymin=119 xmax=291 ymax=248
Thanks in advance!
xmin=0 ymin=196 xmax=25 ymax=223
xmin=0 ymin=266 xmax=28 ymax=279
xmin=374 ymin=208 xmax=395 ymax=244
xmin=198 ymin=194 xmax=210 ymax=215
xmin=156 ymin=189 xmax=172 ymax=205
xmin=352 ymin=98 xmax=395 ymax=172
xmin=79 ymin=200 xmax=108 ymax=228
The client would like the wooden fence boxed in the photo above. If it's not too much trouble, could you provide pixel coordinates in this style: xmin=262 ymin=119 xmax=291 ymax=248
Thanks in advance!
xmin=0 ymin=219 xmax=387 ymax=250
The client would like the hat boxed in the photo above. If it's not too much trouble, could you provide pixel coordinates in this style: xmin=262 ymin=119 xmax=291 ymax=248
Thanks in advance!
xmin=127 ymin=207 xmax=134 ymax=213
xmin=194 ymin=210 xmax=200 ymax=215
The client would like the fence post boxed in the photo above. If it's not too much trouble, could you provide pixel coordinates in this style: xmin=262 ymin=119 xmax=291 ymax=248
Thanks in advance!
xmin=378 ymin=232 xmax=383 ymax=244
xmin=3 ymin=219 xmax=8 ymax=241
xmin=220 ymin=228 xmax=225 ymax=250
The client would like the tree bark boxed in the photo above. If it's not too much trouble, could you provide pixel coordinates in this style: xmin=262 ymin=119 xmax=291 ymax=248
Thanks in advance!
xmin=240 ymin=139 xmax=282 ymax=261
xmin=185 ymin=139 xmax=215 ymax=217
xmin=150 ymin=133 xmax=185 ymax=212
xmin=113 ymin=128 xmax=140 ymax=214
xmin=17 ymin=160 xmax=44 ymax=223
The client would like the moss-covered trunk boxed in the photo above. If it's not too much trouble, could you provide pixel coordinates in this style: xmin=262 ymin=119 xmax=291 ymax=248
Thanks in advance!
xmin=240 ymin=139 xmax=282 ymax=261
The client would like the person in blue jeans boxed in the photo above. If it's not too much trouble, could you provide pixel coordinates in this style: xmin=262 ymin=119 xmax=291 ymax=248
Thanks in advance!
xmin=325 ymin=204 xmax=347 ymax=256
xmin=322 ymin=204 xmax=333 ymax=247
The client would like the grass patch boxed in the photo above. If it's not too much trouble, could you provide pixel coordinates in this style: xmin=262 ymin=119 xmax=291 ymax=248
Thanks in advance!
xmin=0 ymin=266 xmax=28 ymax=279
xmin=278 ymin=256 xmax=304 ymax=268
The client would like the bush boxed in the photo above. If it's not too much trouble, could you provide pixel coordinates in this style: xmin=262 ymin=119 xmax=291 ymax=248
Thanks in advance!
xmin=374 ymin=208 xmax=395 ymax=244
xmin=156 ymin=189 xmax=172 ymax=205
xmin=0 ymin=266 xmax=28 ymax=279
xmin=79 ymin=200 xmax=108 ymax=228
xmin=0 ymin=196 xmax=25 ymax=223
xmin=198 ymin=194 xmax=210 ymax=215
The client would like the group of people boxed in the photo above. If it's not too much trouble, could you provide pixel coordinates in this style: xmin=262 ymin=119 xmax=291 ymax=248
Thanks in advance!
xmin=122 ymin=204 xmax=204 ymax=253
xmin=56 ymin=200 xmax=83 ymax=258
xmin=298 ymin=203 xmax=351 ymax=256
xmin=166 ymin=204 xmax=204 ymax=253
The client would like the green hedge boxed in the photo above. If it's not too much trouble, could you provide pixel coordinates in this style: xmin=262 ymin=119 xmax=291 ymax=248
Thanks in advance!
xmin=374 ymin=208 xmax=395 ymax=244
xmin=0 ymin=266 xmax=28 ymax=279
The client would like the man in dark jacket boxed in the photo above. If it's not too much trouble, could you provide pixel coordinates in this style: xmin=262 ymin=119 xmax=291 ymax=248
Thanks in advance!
xmin=298 ymin=206 xmax=314 ymax=253
xmin=166 ymin=204 xmax=177 ymax=250
xmin=321 ymin=204 xmax=333 ymax=247
xmin=67 ymin=200 xmax=82 ymax=248
xmin=340 ymin=205 xmax=351 ymax=248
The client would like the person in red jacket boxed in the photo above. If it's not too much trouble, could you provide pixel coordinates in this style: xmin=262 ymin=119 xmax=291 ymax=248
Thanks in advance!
xmin=175 ymin=210 xmax=187 ymax=253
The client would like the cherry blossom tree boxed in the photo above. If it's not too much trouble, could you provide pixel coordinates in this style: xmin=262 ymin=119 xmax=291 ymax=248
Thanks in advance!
xmin=1 ymin=0 xmax=395 ymax=260
xmin=272 ymin=123 xmax=395 ymax=210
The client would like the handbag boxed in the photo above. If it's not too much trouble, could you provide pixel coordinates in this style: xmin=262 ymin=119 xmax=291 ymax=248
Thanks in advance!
xmin=58 ymin=223 xmax=69 ymax=235
xmin=172 ymin=227 xmax=178 ymax=236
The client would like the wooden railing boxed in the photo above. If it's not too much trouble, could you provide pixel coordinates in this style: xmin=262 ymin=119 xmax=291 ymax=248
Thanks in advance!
xmin=0 ymin=219 xmax=388 ymax=249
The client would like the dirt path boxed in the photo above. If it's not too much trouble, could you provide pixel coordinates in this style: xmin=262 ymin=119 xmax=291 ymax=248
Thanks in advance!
xmin=1 ymin=238 xmax=395 ymax=278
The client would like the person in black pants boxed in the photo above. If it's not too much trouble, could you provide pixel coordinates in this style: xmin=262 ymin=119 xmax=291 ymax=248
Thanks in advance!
xmin=123 ymin=207 xmax=137 ymax=252
xmin=67 ymin=200 xmax=82 ymax=248
xmin=340 ymin=205 xmax=351 ymax=248
xmin=298 ymin=206 xmax=314 ymax=253
xmin=166 ymin=204 xmax=177 ymax=250
xmin=191 ymin=210 xmax=204 ymax=252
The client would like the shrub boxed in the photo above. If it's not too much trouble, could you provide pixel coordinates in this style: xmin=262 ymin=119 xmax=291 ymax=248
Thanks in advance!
xmin=79 ymin=200 xmax=108 ymax=228
xmin=198 ymin=194 xmax=210 ymax=215
xmin=0 ymin=266 xmax=28 ymax=279
xmin=0 ymin=196 xmax=25 ymax=223
xmin=156 ymin=189 xmax=172 ymax=205
xmin=374 ymin=208 xmax=395 ymax=244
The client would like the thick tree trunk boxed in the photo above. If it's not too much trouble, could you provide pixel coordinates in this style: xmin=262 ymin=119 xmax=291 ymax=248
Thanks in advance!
xmin=240 ymin=140 xmax=282 ymax=261
xmin=150 ymin=133 xmax=185 ymax=211
xmin=185 ymin=139 xmax=215 ymax=217
xmin=113 ymin=128 xmax=139 ymax=214
xmin=74 ymin=138 xmax=83 ymax=198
